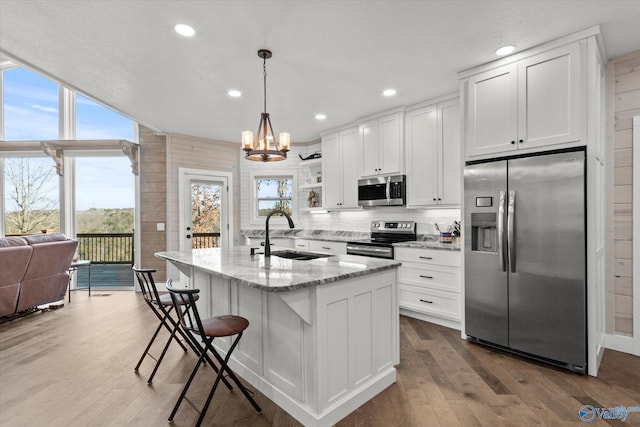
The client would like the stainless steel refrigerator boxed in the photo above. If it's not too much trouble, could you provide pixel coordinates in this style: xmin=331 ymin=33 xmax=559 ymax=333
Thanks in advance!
xmin=464 ymin=149 xmax=586 ymax=374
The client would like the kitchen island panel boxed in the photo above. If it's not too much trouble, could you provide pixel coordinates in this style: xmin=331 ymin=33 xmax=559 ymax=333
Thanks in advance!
xmin=159 ymin=250 xmax=399 ymax=427
xmin=264 ymin=290 xmax=306 ymax=401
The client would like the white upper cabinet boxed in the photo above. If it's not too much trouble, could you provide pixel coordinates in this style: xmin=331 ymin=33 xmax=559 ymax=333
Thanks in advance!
xmin=322 ymin=127 xmax=360 ymax=209
xmin=359 ymin=111 xmax=404 ymax=177
xmin=405 ymin=104 xmax=438 ymax=207
xmin=464 ymin=41 xmax=583 ymax=159
xmin=405 ymin=97 xmax=461 ymax=208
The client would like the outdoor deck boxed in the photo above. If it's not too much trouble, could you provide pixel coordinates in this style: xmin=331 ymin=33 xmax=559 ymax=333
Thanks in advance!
xmin=75 ymin=264 xmax=134 ymax=288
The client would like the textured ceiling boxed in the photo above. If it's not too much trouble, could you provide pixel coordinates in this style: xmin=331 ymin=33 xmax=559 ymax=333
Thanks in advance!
xmin=1 ymin=0 xmax=639 ymax=143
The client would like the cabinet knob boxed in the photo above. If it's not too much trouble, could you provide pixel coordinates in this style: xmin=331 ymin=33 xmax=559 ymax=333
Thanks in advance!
xmin=433 ymin=198 xmax=437 ymax=201
xmin=438 ymin=198 xmax=442 ymax=201
xmin=511 ymin=140 xmax=516 ymax=145
xmin=519 ymin=139 xmax=524 ymax=143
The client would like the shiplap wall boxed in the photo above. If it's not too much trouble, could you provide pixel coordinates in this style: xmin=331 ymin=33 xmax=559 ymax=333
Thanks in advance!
xmin=138 ymin=125 xmax=167 ymax=281
xmin=607 ymin=50 xmax=640 ymax=336
xmin=165 ymin=133 xmax=240 ymax=282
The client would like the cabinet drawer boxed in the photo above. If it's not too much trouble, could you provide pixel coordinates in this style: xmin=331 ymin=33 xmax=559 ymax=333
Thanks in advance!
xmin=292 ymin=239 xmax=310 ymax=250
xmin=399 ymin=285 xmax=461 ymax=320
xmin=399 ymin=265 xmax=461 ymax=293
xmin=309 ymin=240 xmax=347 ymax=255
xmin=395 ymin=247 xmax=461 ymax=267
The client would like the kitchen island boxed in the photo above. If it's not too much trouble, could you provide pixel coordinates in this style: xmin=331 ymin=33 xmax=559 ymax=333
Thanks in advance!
xmin=155 ymin=247 xmax=401 ymax=427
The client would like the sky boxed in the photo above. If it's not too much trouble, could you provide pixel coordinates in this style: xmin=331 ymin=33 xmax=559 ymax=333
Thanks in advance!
xmin=2 ymin=66 xmax=135 ymax=210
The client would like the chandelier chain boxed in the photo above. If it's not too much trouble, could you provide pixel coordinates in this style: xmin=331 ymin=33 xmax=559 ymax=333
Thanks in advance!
xmin=263 ymin=57 xmax=267 ymax=114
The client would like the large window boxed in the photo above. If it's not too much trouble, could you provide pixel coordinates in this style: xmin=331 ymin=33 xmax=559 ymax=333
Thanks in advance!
xmin=3 ymin=157 xmax=59 ymax=234
xmin=2 ymin=67 xmax=59 ymax=140
xmin=76 ymin=94 xmax=134 ymax=140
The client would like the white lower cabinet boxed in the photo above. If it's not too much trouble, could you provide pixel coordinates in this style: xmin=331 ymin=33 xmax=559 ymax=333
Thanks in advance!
xmin=248 ymin=237 xmax=292 ymax=249
xmin=292 ymin=239 xmax=311 ymax=251
xmin=308 ymin=240 xmax=347 ymax=255
xmin=396 ymin=247 xmax=462 ymax=329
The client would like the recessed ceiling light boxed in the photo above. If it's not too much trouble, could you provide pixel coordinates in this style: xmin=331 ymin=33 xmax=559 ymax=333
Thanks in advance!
xmin=315 ymin=114 xmax=327 ymax=120
xmin=174 ymin=24 xmax=195 ymax=37
xmin=495 ymin=45 xmax=516 ymax=56
xmin=383 ymin=89 xmax=397 ymax=97
xmin=228 ymin=89 xmax=242 ymax=97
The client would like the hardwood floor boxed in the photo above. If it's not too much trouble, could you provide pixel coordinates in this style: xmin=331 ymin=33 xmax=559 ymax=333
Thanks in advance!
xmin=1 ymin=291 xmax=638 ymax=427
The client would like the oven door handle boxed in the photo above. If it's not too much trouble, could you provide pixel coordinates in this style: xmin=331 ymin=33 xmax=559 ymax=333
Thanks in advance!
xmin=346 ymin=245 xmax=390 ymax=253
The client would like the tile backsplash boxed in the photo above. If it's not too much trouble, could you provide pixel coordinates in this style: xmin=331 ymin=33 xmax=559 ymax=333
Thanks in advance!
xmin=296 ymin=206 xmax=461 ymax=237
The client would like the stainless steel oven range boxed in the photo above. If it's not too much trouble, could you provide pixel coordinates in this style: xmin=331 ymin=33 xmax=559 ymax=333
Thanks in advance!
xmin=346 ymin=220 xmax=416 ymax=259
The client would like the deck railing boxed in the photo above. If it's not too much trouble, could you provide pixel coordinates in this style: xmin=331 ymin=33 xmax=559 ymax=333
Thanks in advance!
xmin=192 ymin=232 xmax=220 ymax=249
xmin=76 ymin=233 xmax=134 ymax=264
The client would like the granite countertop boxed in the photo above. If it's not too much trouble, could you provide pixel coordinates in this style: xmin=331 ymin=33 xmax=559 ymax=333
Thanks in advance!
xmin=394 ymin=239 xmax=462 ymax=251
xmin=241 ymin=229 xmax=462 ymax=250
xmin=156 ymin=247 xmax=401 ymax=292
xmin=241 ymin=228 xmax=369 ymax=243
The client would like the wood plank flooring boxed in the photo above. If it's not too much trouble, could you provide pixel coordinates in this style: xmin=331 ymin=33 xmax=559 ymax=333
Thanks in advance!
xmin=1 ymin=291 xmax=639 ymax=427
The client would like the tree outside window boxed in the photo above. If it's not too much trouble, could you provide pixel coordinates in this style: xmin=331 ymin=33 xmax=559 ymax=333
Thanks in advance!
xmin=3 ymin=157 xmax=59 ymax=235
xmin=256 ymin=177 xmax=293 ymax=217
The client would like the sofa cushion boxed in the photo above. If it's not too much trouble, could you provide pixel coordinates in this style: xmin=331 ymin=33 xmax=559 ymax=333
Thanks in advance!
xmin=22 ymin=233 xmax=68 ymax=245
xmin=0 ymin=236 xmax=28 ymax=248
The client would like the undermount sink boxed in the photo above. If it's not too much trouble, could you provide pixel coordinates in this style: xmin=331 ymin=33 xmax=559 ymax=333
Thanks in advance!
xmin=270 ymin=250 xmax=333 ymax=261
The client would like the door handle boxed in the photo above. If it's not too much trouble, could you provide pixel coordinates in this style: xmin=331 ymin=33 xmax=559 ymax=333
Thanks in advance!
xmin=507 ymin=190 xmax=516 ymax=273
xmin=498 ymin=191 xmax=506 ymax=272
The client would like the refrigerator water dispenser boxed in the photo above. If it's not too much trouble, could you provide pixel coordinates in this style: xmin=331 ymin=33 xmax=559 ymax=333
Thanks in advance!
xmin=470 ymin=212 xmax=497 ymax=252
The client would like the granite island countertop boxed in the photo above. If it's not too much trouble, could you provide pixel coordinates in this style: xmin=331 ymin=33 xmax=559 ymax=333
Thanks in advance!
xmin=156 ymin=247 xmax=401 ymax=292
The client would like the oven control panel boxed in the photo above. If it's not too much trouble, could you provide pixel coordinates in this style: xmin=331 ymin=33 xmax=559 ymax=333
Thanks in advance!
xmin=370 ymin=220 xmax=416 ymax=233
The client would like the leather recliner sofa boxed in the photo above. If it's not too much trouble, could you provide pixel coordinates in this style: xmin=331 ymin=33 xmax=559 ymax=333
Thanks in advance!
xmin=0 ymin=233 xmax=78 ymax=317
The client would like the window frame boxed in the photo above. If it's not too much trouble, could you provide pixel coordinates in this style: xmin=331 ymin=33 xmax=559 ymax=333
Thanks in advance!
xmin=0 ymin=62 xmax=137 ymax=238
xmin=249 ymin=169 xmax=297 ymax=226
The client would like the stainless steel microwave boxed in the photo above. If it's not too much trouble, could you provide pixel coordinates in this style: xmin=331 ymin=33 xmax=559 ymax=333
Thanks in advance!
xmin=357 ymin=175 xmax=406 ymax=207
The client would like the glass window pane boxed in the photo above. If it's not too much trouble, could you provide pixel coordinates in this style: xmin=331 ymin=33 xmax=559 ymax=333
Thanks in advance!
xmin=257 ymin=200 xmax=292 ymax=216
xmin=75 ymin=94 xmax=134 ymax=140
xmin=191 ymin=182 xmax=221 ymax=249
xmin=257 ymin=178 xmax=292 ymax=198
xmin=75 ymin=157 xmax=134 ymax=233
xmin=3 ymin=157 xmax=59 ymax=234
xmin=2 ymin=67 xmax=59 ymax=140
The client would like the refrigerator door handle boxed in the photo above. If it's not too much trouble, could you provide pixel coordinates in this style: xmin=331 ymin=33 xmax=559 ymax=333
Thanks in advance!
xmin=498 ymin=191 xmax=506 ymax=272
xmin=508 ymin=190 xmax=516 ymax=273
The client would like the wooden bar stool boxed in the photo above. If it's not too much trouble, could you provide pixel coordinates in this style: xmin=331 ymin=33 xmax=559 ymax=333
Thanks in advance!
xmin=132 ymin=266 xmax=200 ymax=384
xmin=166 ymin=279 xmax=262 ymax=426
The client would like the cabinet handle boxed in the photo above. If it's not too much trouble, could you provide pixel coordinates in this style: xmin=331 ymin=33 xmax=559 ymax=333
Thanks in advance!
xmin=419 ymin=256 xmax=433 ymax=260
xmin=511 ymin=140 xmax=516 ymax=144
xmin=419 ymin=299 xmax=433 ymax=304
xmin=419 ymin=275 xmax=433 ymax=279
xmin=322 ymin=246 xmax=331 ymax=250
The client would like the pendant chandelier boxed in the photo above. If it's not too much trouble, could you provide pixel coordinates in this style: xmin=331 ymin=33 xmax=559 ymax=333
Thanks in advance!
xmin=242 ymin=49 xmax=290 ymax=162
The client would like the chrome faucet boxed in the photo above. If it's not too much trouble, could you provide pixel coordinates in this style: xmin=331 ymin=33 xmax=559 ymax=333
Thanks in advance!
xmin=264 ymin=209 xmax=295 ymax=257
